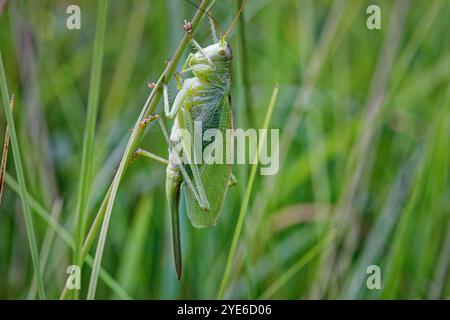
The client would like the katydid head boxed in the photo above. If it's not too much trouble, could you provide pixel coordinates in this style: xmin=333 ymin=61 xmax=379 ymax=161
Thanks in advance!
xmin=185 ymin=0 xmax=249 ymax=72
xmin=191 ymin=41 xmax=233 ymax=64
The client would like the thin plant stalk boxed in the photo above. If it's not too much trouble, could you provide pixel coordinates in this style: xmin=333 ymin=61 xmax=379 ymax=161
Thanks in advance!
xmin=0 ymin=52 xmax=46 ymax=299
xmin=27 ymin=199 xmax=63 ymax=299
xmin=235 ymin=0 xmax=254 ymax=128
xmin=73 ymin=0 xmax=109 ymax=300
xmin=218 ymin=84 xmax=279 ymax=299
xmin=0 ymin=88 xmax=13 ymax=205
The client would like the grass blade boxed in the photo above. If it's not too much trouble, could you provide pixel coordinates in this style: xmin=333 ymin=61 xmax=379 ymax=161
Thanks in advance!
xmin=27 ymin=199 xmax=63 ymax=299
xmin=0 ymin=52 xmax=46 ymax=299
xmin=258 ymin=230 xmax=336 ymax=299
xmin=0 ymin=90 xmax=13 ymax=205
xmin=218 ymin=84 xmax=279 ymax=299
xmin=73 ymin=0 xmax=109 ymax=299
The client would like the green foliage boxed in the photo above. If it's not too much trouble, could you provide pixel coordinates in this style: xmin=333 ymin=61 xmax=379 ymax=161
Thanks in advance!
xmin=0 ymin=0 xmax=449 ymax=299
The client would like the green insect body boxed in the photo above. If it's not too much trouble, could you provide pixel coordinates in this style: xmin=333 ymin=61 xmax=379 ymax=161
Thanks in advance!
xmin=136 ymin=1 xmax=248 ymax=279
xmin=165 ymin=39 xmax=234 ymax=279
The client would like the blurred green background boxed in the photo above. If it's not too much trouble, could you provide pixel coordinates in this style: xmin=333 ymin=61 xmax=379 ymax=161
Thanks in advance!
xmin=0 ymin=0 xmax=449 ymax=299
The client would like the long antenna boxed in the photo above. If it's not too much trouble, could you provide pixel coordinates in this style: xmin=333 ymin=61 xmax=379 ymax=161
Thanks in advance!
xmin=224 ymin=0 xmax=248 ymax=39
xmin=183 ymin=0 xmax=223 ymax=38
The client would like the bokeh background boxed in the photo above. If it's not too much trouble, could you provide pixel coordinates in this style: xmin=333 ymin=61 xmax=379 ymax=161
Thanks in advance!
xmin=1 ymin=0 xmax=450 ymax=299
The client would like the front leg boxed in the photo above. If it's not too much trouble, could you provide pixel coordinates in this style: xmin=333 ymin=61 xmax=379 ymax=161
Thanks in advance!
xmin=163 ymin=84 xmax=188 ymax=120
xmin=189 ymin=38 xmax=213 ymax=66
xmin=174 ymin=72 xmax=183 ymax=90
xmin=182 ymin=19 xmax=213 ymax=68
xmin=161 ymin=56 xmax=190 ymax=117
xmin=172 ymin=53 xmax=193 ymax=89
xmin=181 ymin=52 xmax=194 ymax=75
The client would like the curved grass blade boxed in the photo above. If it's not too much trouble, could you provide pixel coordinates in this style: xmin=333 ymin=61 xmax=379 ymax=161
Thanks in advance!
xmin=0 ymin=52 xmax=46 ymax=299
xmin=258 ymin=230 xmax=336 ymax=299
xmin=0 ymin=92 xmax=13 ymax=205
xmin=73 ymin=0 xmax=109 ymax=300
xmin=218 ymin=84 xmax=279 ymax=299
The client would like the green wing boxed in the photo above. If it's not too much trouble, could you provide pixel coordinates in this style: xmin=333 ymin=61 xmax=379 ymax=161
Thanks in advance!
xmin=182 ymin=94 xmax=232 ymax=228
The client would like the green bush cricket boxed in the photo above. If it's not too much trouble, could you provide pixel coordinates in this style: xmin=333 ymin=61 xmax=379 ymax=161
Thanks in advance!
xmin=134 ymin=1 xmax=247 ymax=279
